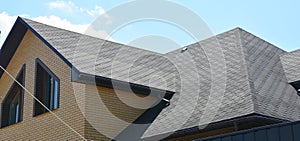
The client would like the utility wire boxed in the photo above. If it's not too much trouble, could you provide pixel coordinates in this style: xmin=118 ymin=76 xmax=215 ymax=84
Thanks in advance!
xmin=0 ymin=65 xmax=86 ymax=140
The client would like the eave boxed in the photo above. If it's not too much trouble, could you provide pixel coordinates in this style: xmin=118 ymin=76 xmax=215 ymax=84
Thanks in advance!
xmin=0 ymin=17 xmax=175 ymax=98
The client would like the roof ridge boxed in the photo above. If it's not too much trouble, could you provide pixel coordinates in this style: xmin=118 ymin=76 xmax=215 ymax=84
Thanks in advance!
xmin=235 ymin=27 xmax=287 ymax=52
xmin=235 ymin=27 xmax=257 ymax=114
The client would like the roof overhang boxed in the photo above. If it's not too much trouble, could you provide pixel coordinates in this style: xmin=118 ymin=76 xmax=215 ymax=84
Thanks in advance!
xmin=0 ymin=17 xmax=27 ymax=78
xmin=0 ymin=17 xmax=175 ymax=98
xmin=142 ymin=113 xmax=288 ymax=140
xmin=71 ymin=68 xmax=174 ymax=98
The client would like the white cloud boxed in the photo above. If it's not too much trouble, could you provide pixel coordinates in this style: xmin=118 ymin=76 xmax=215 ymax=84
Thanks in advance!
xmin=32 ymin=15 xmax=89 ymax=33
xmin=0 ymin=12 xmax=113 ymax=49
xmin=0 ymin=1 xmax=114 ymax=49
xmin=32 ymin=15 xmax=114 ymax=41
xmin=86 ymin=5 xmax=112 ymax=24
xmin=86 ymin=5 xmax=106 ymax=16
xmin=48 ymin=1 xmax=75 ymax=13
xmin=48 ymin=1 xmax=109 ymax=18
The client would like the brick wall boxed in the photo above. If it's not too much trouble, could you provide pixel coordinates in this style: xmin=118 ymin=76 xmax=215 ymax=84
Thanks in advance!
xmin=0 ymin=30 xmax=85 ymax=140
xmin=83 ymin=85 xmax=157 ymax=140
xmin=0 ymin=30 xmax=158 ymax=140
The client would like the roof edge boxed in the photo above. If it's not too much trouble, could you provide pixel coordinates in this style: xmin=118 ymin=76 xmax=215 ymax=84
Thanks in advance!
xmin=196 ymin=115 xmax=294 ymax=141
xmin=0 ymin=17 xmax=27 ymax=78
xmin=18 ymin=17 xmax=74 ymax=67
xmin=235 ymin=27 xmax=286 ymax=52
xmin=143 ymin=113 xmax=287 ymax=140
xmin=71 ymin=68 xmax=175 ymax=97
xmin=1 ymin=17 xmax=175 ymax=93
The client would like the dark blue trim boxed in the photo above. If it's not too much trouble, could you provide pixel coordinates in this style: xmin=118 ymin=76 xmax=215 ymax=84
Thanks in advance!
xmin=33 ymin=58 xmax=60 ymax=117
xmin=0 ymin=18 xmax=27 ymax=78
xmin=0 ymin=17 xmax=175 ymax=98
xmin=143 ymin=113 xmax=286 ymax=140
xmin=17 ymin=17 xmax=73 ymax=68
xmin=194 ymin=118 xmax=300 ymax=141
xmin=72 ymin=70 xmax=175 ymax=97
xmin=18 ymin=17 xmax=175 ymax=96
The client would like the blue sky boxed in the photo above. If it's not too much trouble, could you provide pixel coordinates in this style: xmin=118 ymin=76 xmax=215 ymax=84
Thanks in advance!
xmin=0 ymin=0 xmax=299 ymax=53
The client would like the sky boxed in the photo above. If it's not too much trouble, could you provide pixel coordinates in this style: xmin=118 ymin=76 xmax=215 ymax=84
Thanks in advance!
xmin=0 ymin=0 xmax=299 ymax=53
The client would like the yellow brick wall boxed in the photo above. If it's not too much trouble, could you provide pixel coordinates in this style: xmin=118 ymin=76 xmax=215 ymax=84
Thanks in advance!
xmin=0 ymin=30 xmax=159 ymax=140
xmin=0 ymin=30 xmax=86 ymax=140
xmin=83 ymin=85 xmax=158 ymax=140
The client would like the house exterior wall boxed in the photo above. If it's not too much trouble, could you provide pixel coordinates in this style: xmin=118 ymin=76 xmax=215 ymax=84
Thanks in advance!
xmin=83 ymin=85 xmax=158 ymax=140
xmin=0 ymin=30 xmax=85 ymax=140
xmin=0 ymin=30 xmax=156 ymax=140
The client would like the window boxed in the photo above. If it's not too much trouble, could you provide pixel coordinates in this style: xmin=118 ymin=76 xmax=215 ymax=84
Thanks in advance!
xmin=1 ymin=65 xmax=25 ymax=128
xmin=34 ymin=59 xmax=59 ymax=116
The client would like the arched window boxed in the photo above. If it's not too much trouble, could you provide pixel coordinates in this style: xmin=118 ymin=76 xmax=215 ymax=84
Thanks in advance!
xmin=1 ymin=65 xmax=25 ymax=128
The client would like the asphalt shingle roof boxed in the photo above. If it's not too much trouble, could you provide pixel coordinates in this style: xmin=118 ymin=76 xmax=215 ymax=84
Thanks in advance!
xmin=9 ymin=18 xmax=300 ymax=139
xmin=22 ymin=18 xmax=177 ymax=92
xmin=280 ymin=49 xmax=300 ymax=83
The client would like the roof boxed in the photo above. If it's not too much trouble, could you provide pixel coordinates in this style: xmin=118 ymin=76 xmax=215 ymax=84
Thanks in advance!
xmin=0 ymin=17 xmax=175 ymax=96
xmin=280 ymin=49 xmax=300 ymax=83
xmin=1 ymin=17 xmax=300 ymax=139
xmin=141 ymin=28 xmax=300 ymax=139
xmin=21 ymin=18 xmax=177 ymax=92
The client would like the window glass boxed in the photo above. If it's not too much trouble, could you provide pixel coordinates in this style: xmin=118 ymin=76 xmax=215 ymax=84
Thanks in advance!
xmin=34 ymin=59 xmax=59 ymax=116
xmin=9 ymin=94 xmax=20 ymax=125
xmin=1 ymin=66 xmax=24 ymax=128
xmin=53 ymin=80 xmax=59 ymax=109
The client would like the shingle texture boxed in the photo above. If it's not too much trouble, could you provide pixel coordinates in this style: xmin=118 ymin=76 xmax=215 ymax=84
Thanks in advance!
xmin=22 ymin=18 xmax=176 ymax=91
xmin=281 ymin=49 xmax=300 ymax=83
xmin=18 ymin=18 xmax=300 ymax=138
xmin=241 ymin=29 xmax=300 ymax=122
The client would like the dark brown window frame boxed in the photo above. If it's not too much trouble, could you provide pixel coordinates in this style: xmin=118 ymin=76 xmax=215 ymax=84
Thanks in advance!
xmin=1 ymin=65 xmax=25 ymax=128
xmin=33 ymin=58 xmax=60 ymax=117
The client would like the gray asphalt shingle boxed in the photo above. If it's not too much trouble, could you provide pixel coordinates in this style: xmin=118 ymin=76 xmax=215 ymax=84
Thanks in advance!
xmin=19 ymin=18 xmax=300 ymax=138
